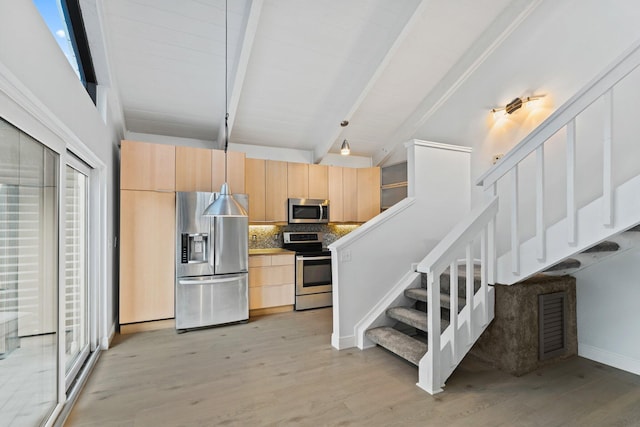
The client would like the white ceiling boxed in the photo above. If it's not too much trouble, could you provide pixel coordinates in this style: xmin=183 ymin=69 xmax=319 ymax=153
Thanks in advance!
xmin=99 ymin=0 xmax=640 ymax=164
xmin=96 ymin=0 xmax=541 ymax=162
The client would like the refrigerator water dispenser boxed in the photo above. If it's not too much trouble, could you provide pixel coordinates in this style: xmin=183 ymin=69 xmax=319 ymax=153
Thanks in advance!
xmin=181 ymin=233 xmax=208 ymax=263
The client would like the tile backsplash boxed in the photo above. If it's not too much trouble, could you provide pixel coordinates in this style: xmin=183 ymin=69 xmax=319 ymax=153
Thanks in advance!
xmin=248 ymin=224 xmax=359 ymax=249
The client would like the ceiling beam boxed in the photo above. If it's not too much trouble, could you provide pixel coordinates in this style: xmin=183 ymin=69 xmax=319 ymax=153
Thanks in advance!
xmin=312 ymin=0 xmax=430 ymax=164
xmin=371 ymin=0 xmax=543 ymax=166
xmin=216 ymin=0 xmax=263 ymax=150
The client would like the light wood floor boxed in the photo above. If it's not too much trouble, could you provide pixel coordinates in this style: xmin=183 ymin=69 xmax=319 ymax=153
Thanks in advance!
xmin=66 ymin=308 xmax=640 ymax=426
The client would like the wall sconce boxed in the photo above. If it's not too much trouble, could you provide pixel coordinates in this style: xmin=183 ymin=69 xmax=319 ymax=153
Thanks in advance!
xmin=340 ymin=139 xmax=351 ymax=156
xmin=491 ymin=95 xmax=545 ymax=117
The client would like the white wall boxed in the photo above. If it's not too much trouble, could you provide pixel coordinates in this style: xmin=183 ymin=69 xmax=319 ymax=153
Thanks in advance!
xmin=0 ymin=1 xmax=119 ymax=338
xmin=575 ymin=246 xmax=640 ymax=375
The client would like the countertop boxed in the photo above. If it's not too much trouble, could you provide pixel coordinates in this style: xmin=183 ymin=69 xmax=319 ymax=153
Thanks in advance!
xmin=249 ymin=248 xmax=295 ymax=256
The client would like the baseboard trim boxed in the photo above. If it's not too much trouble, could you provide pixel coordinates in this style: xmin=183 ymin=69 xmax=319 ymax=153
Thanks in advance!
xmin=250 ymin=305 xmax=293 ymax=317
xmin=331 ymin=333 xmax=356 ymax=350
xmin=579 ymin=343 xmax=640 ymax=376
xmin=120 ymin=319 xmax=175 ymax=334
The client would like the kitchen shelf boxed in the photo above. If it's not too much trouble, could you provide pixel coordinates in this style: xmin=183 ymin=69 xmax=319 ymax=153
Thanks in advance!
xmin=381 ymin=162 xmax=407 ymax=211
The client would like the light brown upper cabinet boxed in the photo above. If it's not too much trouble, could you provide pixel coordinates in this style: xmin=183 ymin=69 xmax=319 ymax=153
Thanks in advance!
xmin=343 ymin=167 xmax=358 ymax=222
xmin=265 ymin=160 xmax=288 ymax=222
xmin=357 ymin=167 xmax=381 ymax=222
xmin=121 ymin=140 xmax=175 ymax=191
xmin=308 ymin=164 xmax=329 ymax=200
xmin=175 ymin=146 xmax=212 ymax=192
xmin=328 ymin=166 xmax=344 ymax=222
xmin=119 ymin=190 xmax=175 ymax=324
xmin=245 ymin=158 xmax=266 ymax=222
xmin=212 ymin=150 xmax=246 ymax=194
xmin=287 ymin=162 xmax=308 ymax=199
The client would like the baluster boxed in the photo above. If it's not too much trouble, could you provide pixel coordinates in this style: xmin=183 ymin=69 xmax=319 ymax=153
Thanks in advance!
xmin=449 ymin=260 xmax=458 ymax=364
xmin=510 ymin=167 xmax=520 ymax=275
xmin=603 ymin=89 xmax=613 ymax=227
xmin=426 ymin=270 xmax=441 ymax=391
xmin=485 ymin=183 xmax=497 ymax=284
xmin=566 ymin=119 xmax=577 ymax=245
xmin=481 ymin=228 xmax=488 ymax=326
xmin=536 ymin=145 xmax=545 ymax=262
xmin=466 ymin=245 xmax=474 ymax=338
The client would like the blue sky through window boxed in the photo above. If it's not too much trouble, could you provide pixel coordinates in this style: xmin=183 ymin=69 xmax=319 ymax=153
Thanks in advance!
xmin=33 ymin=0 xmax=81 ymax=78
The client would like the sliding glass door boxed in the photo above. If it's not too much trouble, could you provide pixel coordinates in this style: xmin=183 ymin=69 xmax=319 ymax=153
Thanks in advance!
xmin=0 ymin=118 xmax=59 ymax=426
xmin=64 ymin=160 xmax=91 ymax=386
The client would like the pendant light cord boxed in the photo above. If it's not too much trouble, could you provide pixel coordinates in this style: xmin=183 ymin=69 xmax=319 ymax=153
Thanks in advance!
xmin=224 ymin=0 xmax=229 ymax=184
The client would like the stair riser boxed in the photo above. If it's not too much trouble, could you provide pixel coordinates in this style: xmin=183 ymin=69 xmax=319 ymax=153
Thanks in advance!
xmin=414 ymin=301 xmax=464 ymax=316
xmin=421 ymin=273 xmax=480 ymax=297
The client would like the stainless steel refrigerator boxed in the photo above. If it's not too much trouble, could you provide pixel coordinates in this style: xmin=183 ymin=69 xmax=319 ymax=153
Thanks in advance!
xmin=175 ymin=191 xmax=248 ymax=331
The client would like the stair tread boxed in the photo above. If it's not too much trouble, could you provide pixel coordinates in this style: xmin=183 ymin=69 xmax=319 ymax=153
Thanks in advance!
xmin=545 ymin=258 xmax=581 ymax=272
xmin=583 ymin=241 xmax=620 ymax=253
xmin=386 ymin=306 xmax=449 ymax=333
xmin=365 ymin=326 xmax=427 ymax=365
xmin=421 ymin=264 xmax=482 ymax=296
xmin=405 ymin=288 xmax=466 ymax=309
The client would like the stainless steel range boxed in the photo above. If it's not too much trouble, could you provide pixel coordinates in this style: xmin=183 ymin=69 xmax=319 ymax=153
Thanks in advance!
xmin=283 ymin=231 xmax=332 ymax=310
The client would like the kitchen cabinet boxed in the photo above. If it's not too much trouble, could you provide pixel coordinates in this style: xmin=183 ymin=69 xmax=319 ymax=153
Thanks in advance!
xmin=245 ymin=158 xmax=266 ymax=222
xmin=308 ymin=164 xmax=328 ymax=199
xmin=175 ymin=146 xmax=212 ymax=192
xmin=265 ymin=160 xmax=288 ymax=222
xmin=248 ymin=253 xmax=295 ymax=310
xmin=343 ymin=167 xmax=358 ymax=222
xmin=328 ymin=166 xmax=344 ymax=222
xmin=329 ymin=166 xmax=375 ymax=223
xmin=246 ymin=159 xmax=287 ymax=223
xmin=212 ymin=150 xmax=246 ymax=193
xmin=121 ymin=140 xmax=175 ymax=191
xmin=357 ymin=167 xmax=381 ymax=222
xmin=287 ymin=162 xmax=308 ymax=199
xmin=119 ymin=190 xmax=175 ymax=324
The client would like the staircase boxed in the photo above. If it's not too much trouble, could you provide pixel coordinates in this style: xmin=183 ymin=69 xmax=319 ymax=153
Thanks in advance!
xmin=543 ymin=226 xmax=640 ymax=276
xmin=355 ymin=39 xmax=640 ymax=395
xmin=366 ymin=265 xmax=480 ymax=366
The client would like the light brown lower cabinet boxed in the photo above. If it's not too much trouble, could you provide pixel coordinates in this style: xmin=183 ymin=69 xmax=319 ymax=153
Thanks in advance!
xmin=119 ymin=190 xmax=176 ymax=324
xmin=248 ymin=253 xmax=295 ymax=310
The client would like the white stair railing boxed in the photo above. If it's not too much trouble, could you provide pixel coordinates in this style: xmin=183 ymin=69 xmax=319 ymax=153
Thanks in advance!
xmin=476 ymin=39 xmax=640 ymax=284
xmin=416 ymin=196 xmax=498 ymax=394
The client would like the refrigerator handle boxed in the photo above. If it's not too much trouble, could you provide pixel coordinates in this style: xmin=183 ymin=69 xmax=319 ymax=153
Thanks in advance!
xmin=179 ymin=276 xmax=243 ymax=286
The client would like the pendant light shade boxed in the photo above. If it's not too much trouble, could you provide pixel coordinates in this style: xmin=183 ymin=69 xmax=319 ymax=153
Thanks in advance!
xmin=203 ymin=0 xmax=247 ymax=217
xmin=340 ymin=139 xmax=351 ymax=156
xmin=203 ymin=183 xmax=248 ymax=216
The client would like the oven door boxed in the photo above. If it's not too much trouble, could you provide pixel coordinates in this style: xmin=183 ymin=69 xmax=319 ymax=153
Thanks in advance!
xmin=295 ymin=255 xmax=332 ymax=295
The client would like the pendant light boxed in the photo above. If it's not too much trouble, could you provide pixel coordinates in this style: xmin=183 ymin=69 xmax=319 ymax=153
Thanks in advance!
xmin=340 ymin=139 xmax=351 ymax=156
xmin=204 ymin=0 xmax=247 ymax=217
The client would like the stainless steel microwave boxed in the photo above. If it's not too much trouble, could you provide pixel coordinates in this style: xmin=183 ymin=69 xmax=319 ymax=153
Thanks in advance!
xmin=288 ymin=198 xmax=329 ymax=224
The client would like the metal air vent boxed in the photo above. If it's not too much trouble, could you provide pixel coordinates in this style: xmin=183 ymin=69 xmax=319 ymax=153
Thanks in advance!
xmin=539 ymin=291 xmax=568 ymax=360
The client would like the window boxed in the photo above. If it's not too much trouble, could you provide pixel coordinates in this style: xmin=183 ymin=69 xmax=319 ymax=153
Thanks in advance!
xmin=33 ymin=0 xmax=97 ymax=104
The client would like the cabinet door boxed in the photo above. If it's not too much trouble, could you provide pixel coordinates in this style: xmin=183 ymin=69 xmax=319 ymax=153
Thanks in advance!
xmin=121 ymin=140 xmax=175 ymax=191
xmin=212 ymin=150 xmax=246 ymax=194
xmin=176 ymin=146 xmax=212 ymax=192
xmin=309 ymin=164 xmax=329 ymax=199
xmin=119 ymin=190 xmax=175 ymax=324
xmin=245 ymin=158 xmax=265 ymax=222
xmin=265 ymin=160 xmax=288 ymax=222
xmin=248 ymin=254 xmax=295 ymax=309
xmin=328 ymin=166 xmax=343 ymax=222
xmin=343 ymin=167 xmax=358 ymax=222
xmin=287 ymin=162 xmax=308 ymax=199
xmin=357 ymin=167 xmax=381 ymax=222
